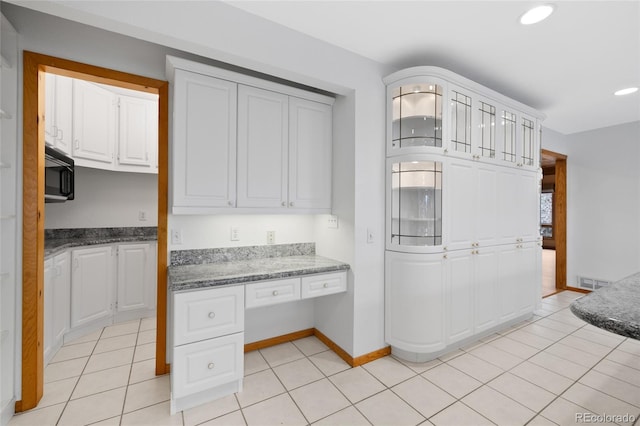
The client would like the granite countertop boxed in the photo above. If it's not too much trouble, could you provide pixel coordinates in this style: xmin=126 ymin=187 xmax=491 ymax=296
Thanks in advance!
xmin=168 ymin=243 xmax=350 ymax=292
xmin=45 ymin=227 xmax=157 ymax=258
xmin=570 ymin=272 xmax=640 ymax=340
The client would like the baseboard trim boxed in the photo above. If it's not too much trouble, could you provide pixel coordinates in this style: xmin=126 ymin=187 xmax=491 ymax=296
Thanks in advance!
xmin=244 ymin=328 xmax=390 ymax=368
xmin=564 ymin=286 xmax=591 ymax=294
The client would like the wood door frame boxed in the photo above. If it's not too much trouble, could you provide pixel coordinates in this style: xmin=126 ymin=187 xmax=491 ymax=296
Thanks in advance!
xmin=541 ymin=149 xmax=567 ymax=289
xmin=19 ymin=51 xmax=169 ymax=412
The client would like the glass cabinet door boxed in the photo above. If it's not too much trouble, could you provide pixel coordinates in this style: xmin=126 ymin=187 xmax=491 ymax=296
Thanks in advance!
xmin=390 ymin=160 xmax=443 ymax=247
xmin=520 ymin=116 xmax=536 ymax=167
xmin=391 ymin=84 xmax=443 ymax=149
xmin=477 ymin=100 xmax=496 ymax=159
xmin=449 ymin=89 xmax=472 ymax=154
xmin=500 ymin=110 xmax=517 ymax=164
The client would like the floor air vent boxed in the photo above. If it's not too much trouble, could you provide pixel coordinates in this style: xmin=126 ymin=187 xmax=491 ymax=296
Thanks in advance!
xmin=578 ymin=276 xmax=611 ymax=290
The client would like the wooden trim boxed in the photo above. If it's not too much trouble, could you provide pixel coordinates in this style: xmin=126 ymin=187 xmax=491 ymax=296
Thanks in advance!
xmin=352 ymin=346 xmax=392 ymax=367
xmin=19 ymin=51 xmax=169 ymax=412
xmin=565 ymin=286 xmax=591 ymax=294
xmin=542 ymin=289 xmax=566 ymax=298
xmin=313 ymin=328 xmax=355 ymax=367
xmin=244 ymin=329 xmax=314 ymax=353
xmin=555 ymin=158 xmax=567 ymax=289
xmin=541 ymin=149 xmax=567 ymax=160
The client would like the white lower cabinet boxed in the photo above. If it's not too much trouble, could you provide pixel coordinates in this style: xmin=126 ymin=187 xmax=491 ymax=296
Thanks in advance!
xmin=71 ymin=246 xmax=114 ymax=329
xmin=498 ymin=242 xmax=539 ymax=321
xmin=116 ymin=243 xmax=156 ymax=321
xmin=44 ymin=251 xmax=71 ymax=365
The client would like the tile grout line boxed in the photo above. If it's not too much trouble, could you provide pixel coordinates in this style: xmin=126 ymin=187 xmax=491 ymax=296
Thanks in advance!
xmin=119 ymin=319 xmax=143 ymax=425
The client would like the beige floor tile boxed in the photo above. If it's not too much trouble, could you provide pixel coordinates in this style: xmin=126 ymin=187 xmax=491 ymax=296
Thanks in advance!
xmin=183 ymin=394 xmax=238 ymax=426
xmin=462 ymin=385 xmax=535 ymax=425
xmin=236 ymin=369 xmax=286 ymax=408
xmin=50 ymin=341 xmax=96 ymax=363
xmin=200 ymin=410 xmax=246 ymax=426
xmin=8 ymin=403 xmax=65 ymax=426
xmin=58 ymin=387 xmax=127 ymax=426
xmin=123 ymin=375 xmax=171 ymax=413
xmin=617 ymin=339 xmax=640 ymax=355
xmin=510 ymin=361 xmax=573 ymax=395
xmin=505 ymin=329 xmax=555 ymax=350
xmin=557 ymin=335 xmax=611 ymax=358
xmin=606 ymin=349 xmax=640 ymax=371
xmin=137 ymin=329 xmax=157 ymax=345
xmin=469 ymin=344 xmax=523 ymax=370
xmin=544 ymin=342 xmax=602 ymax=368
xmin=526 ymin=415 xmax=559 ymax=425
xmin=529 ymin=351 xmax=589 ymax=380
xmin=534 ymin=317 xmax=580 ymax=334
xmin=361 ymin=355 xmax=415 ymax=387
xmin=133 ymin=342 xmax=156 ymax=362
xmin=487 ymin=372 xmax=556 ymax=412
xmin=71 ymin=364 xmax=130 ymax=399
xmin=394 ymin=356 xmax=442 ymax=374
xmin=572 ymin=328 xmax=625 ymax=348
xmin=140 ymin=317 xmax=157 ymax=331
xmin=91 ymin=415 xmax=122 ymax=425
xmin=39 ymin=377 xmax=78 ymax=408
xmin=259 ymin=342 xmax=305 ymax=367
xmin=292 ymin=336 xmax=329 ymax=356
xmin=392 ymin=375 xmax=456 ymax=418
xmin=290 ymin=378 xmax=350 ymax=423
xmin=479 ymin=333 xmax=501 ymax=343
xmin=308 ymin=350 xmax=351 ymax=376
xmin=518 ymin=323 xmax=568 ymax=341
xmin=244 ymin=350 xmax=270 ymax=376
xmin=562 ymin=382 xmax=638 ymax=422
xmin=273 ymin=357 xmax=324 ymax=390
xmin=121 ymin=401 xmax=182 ymax=425
xmin=446 ymin=353 xmax=503 ymax=383
xmin=313 ymin=405 xmax=371 ymax=425
xmin=329 ymin=366 xmax=385 ymax=404
xmin=101 ymin=320 xmax=140 ymax=339
xmin=44 ymin=356 xmax=88 ymax=383
xmin=129 ymin=358 xmax=157 ymax=384
xmin=429 ymin=401 xmax=494 ymax=426
xmin=94 ymin=333 xmax=138 ymax=354
xmin=421 ymin=363 xmax=482 ymax=399
xmin=242 ymin=393 xmax=307 ymax=426
xmin=438 ymin=349 xmax=465 ymax=362
xmin=355 ymin=390 xmax=424 ymax=426
xmin=84 ymin=346 xmax=135 ymax=373
xmin=540 ymin=398 xmax=602 ymax=426
xmin=487 ymin=336 xmax=539 ymax=359
xmin=578 ymin=370 xmax=640 ymax=408
xmin=64 ymin=330 xmax=102 ymax=346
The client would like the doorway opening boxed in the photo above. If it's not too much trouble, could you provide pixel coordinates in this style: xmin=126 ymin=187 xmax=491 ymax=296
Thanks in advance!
xmin=19 ymin=51 xmax=169 ymax=412
xmin=540 ymin=149 xmax=567 ymax=297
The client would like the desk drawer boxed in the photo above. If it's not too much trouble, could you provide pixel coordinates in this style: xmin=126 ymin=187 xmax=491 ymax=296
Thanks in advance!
xmin=173 ymin=285 xmax=244 ymax=346
xmin=172 ymin=332 xmax=243 ymax=398
xmin=301 ymin=271 xmax=347 ymax=299
xmin=245 ymin=278 xmax=300 ymax=309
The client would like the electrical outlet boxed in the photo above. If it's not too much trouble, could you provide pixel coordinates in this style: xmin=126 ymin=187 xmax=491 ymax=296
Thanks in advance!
xmin=366 ymin=228 xmax=374 ymax=244
xmin=327 ymin=215 xmax=339 ymax=229
xmin=138 ymin=210 xmax=147 ymax=221
xmin=230 ymin=227 xmax=240 ymax=241
xmin=266 ymin=230 xmax=275 ymax=245
xmin=171 ymin=229 xmax=182 ymax=245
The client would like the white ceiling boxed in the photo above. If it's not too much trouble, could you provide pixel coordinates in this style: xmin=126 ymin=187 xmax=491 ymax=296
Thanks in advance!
xmin=225 ymin=1 xmax=640 ymax=135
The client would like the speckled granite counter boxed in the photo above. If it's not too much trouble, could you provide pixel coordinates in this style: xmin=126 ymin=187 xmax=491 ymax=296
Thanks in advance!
xmin=169 ymin=243 xmax=350 ymax=291
xmin=570 ymin=272 xmax=640 ymax=340
xmin=45 ymin=227 xmax=157 ymax=258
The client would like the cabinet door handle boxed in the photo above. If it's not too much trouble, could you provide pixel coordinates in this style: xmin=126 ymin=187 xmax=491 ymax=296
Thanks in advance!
xmin=227 ymin=201 xmax=233 ymax=206
xmin=207 ymin=362 xmax=215 ymax=370
xmin=289 ymin=202 xmax=294 ymax=207
xmin=322 ymin=283 xmax=329 ymax=288
xmin=208 ymin=312 xmax=215 ymax=319
xmin=443 ymin=254 xmax=448 ymax=259
xmin=281 ymin=201 xmax=286 ymax=207
xmin=272 ymin=290 xmax=278 ymax=296
xmin=74 ymin=140 xmax=79 ymax=150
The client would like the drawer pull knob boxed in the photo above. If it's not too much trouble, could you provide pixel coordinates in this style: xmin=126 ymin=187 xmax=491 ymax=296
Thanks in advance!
xmin=208 ymin=312 xmax=215 ymax=319
xmin=272 ymin=290 xmax=279 ymax=296
xmin=208 ymin=362 xmax=215 ymax=370
xmin=323 ymin=283 xmax=328 ymax=288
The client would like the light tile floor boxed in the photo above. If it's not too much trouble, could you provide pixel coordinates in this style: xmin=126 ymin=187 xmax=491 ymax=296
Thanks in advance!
xmin=10 ymin=291 xmax=640 ymax=426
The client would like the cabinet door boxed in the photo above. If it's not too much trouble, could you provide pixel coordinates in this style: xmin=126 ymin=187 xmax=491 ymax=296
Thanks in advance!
xmin=237 ymin=85 xmax=288 ymax=208
xmin=71 ymin=246 xmax=114 ymax=328
xmin=385 ymin=251 xmax=445 ymax=353
xmin=447 ymin=84 xmax=473 ymax=159
xmin=54 ymin=75 xmax=73 ymax=156
xmin=496 ymin=167 xmax=520 ymax=244
xmin=447 ymin=159 xmax=475 ymax=250
xmin=497 ymin=245 xmax=519 ymax=322
xmin=474 ymin=247 xmax=499 ymax=333
xmin=73 ymin=79 xmax=116 ymax=166
xmin=44 ymin=73 xmax=56 ymax=146
xmin=117 ymin=95 xmax=155 ymax=169
xmin=517 ymin=170 xmax=540 ymax=241
xmin=288 ymin=97 xmax=332 ymax=210
xmin=514 ymin=243 xmax=537 ymax=316
xmin=116 ymin=244 xmax=151 ymax=312
xmin=445 ymin=250 xmax=473 ymax=344
xmin=52 ymin=252 xmax=71 ymax=345
xmin=173 ymin=70 xmax=237 ymax=210
xmin=474 ymin=164 xmax=498 ymax=247
xmin=43 ymin=258 xmax=54 ymax=364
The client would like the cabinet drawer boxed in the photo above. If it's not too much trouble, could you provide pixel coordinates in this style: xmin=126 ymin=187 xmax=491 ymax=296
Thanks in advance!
xmin=173 ymin=285 xmax=244 ymax=346
xmin=245 ymin=278 xmax=300 ymax=309
xmin=172 ymin=332 xmax=243 ymax=399
xmin=301 ymin=271 xmax=347 ymax=299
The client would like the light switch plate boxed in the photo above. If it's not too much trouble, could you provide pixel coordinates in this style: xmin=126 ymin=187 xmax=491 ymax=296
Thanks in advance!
xmin=171 ymin=229 xmax=182 ymax=245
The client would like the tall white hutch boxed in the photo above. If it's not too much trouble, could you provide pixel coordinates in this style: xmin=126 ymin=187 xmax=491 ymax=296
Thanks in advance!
xmin=384 ymin=67 xmax=544 ymax=362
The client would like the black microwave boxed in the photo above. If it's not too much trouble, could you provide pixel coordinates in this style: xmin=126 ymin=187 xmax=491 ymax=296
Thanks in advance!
xmin=45 ymin=145 xmax=74 ymax=203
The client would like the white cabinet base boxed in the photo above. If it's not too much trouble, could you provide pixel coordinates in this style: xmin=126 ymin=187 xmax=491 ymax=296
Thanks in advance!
xmin=170 ymin=378 xmax=242 ymax=415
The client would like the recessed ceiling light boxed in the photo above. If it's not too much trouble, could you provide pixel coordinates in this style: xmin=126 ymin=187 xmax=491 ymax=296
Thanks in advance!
xmin=614 ymin=87 xmax=639 ymax=96
xmin=520 ymin=5 xmax=555 ymax=25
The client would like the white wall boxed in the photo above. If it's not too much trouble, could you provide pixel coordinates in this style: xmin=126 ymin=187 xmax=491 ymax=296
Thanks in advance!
xmin=45 ymin=167 xmax=157 ymax=229
xmin=542 ymin=122 xmax=640 ymax=285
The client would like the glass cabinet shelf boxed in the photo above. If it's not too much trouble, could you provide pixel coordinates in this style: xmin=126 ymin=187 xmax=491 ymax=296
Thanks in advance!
xmin=391 ymin=84 xmax=443 ymax=149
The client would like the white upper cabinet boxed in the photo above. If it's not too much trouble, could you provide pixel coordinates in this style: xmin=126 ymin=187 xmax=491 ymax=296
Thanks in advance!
xmin=172 ymin=69 xmax=237 ymax=212
xmin=289 ymin=97 xmax=332 ymax=210
xmin=167 ymin=56 xmax=334 ymax=214
xmin=45 ymin=73 xmax=73 ymax=156
xmin=237 ymin=85 xmax=288 ymax=208
xmin=117 ymin=94 xmax=158 ymax=172
xmin=73 ymin=79 xmax=117 ymax=167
